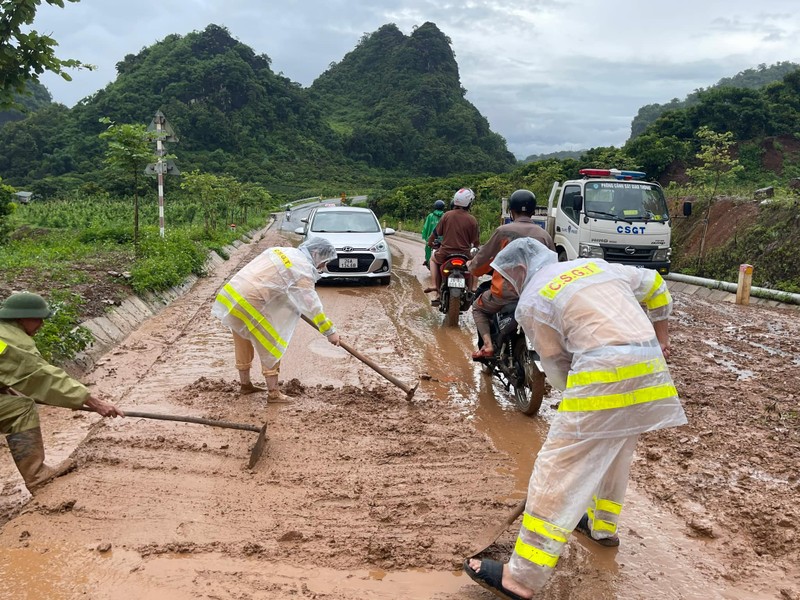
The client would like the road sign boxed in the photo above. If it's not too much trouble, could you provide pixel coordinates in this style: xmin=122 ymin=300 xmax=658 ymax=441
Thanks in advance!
xmin=144 ymin=160 xmax=180 ymax=176
xmin=147 ymin=111 xmax=179 ymax=142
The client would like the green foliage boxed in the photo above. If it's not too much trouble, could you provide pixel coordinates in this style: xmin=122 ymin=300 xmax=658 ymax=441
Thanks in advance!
xmin=98 ymin=117 xmax=160 ymax=247
xmin=0 ymin=81 xmax=52 ymax=126
xmin=0 ymin=177 xmax=16 ymax=242
xmin=629 ymin=61 xmax=800 ymax=140
xmin=129 ymin=229 xmax=207 ymax=293
xmin=0 ymin=0 xmax=93 ymax=110
xmin=34 ymin=290 xmax=93 ymax=363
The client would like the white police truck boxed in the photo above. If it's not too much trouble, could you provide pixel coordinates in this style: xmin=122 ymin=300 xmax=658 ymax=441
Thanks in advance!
xmin=537 ymin=168 xmax=680 ymax=274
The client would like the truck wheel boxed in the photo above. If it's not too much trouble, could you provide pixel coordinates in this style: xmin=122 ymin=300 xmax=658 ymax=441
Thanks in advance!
xmin=557 ymin=249 xmax=568 ymax=262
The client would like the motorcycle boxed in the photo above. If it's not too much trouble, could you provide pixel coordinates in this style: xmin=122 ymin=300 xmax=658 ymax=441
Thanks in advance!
xmin=472 ymin=281 xmax=546 ymax=415
xmin=437 ymin=252 xmax=475 ymax=327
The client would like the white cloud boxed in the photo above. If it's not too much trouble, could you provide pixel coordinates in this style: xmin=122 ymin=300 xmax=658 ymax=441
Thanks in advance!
xmin=27 ymin=0 xmax=800 ymax=158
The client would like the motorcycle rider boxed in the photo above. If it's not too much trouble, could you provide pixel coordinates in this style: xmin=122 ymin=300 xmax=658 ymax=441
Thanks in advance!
xmin=425 ymin=188 xmax=479 ymax=306
xmin=421 ymin=200 xmax=446 ymax=269
xmin=468 ymin=189 xmax=555 ymax=359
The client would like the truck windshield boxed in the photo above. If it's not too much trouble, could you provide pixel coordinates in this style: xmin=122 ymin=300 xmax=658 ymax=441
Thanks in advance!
xmin=584 ymin=182 xmax=669 ymax=222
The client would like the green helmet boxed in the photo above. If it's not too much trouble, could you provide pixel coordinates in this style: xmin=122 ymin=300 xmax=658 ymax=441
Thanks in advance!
xmin=0 ymin=292 xmax=54 ymax=319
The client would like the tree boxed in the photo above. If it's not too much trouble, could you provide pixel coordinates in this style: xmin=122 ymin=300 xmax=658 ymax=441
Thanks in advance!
xmin=686 ymin=127 xmax=744 ymax=272
xmin=98 ymin=118 xmax=159 ymax=250
xmin=0 ymin=177 xmax=17 ymax=243
xmin=180 ymin=170 xmax=221 ymax=233
xmin=0 ymin=0 xmax=93 ymax=109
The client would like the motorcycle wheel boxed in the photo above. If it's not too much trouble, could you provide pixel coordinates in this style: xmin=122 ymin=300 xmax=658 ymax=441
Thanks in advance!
xmin=512 ymin=338 xmax=545 ymax=415
xmin=444 ymin=293 xmax=460 ymax=327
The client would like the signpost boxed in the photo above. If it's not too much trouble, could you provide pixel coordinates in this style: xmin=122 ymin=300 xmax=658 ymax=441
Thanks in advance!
xmin=146 ymin=111 xmax=179 ymax=237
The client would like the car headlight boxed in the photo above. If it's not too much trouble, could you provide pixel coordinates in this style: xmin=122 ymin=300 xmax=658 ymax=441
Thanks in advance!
xmin=653 ymin=247 xmax=672 ymax=261
xmin=369 ymin=240 xmax=387 ymax=252
xmin=578 ymin=243 xmax=604 ymax=259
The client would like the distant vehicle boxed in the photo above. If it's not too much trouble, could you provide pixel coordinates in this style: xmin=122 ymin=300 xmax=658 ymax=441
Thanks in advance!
xmin=294 ymin=206 xmax=395 ymax=285
xmin=543 ymin=169 xmax=689 ymax=274
xmin=323 ymin=202 xmax=336 ymax=207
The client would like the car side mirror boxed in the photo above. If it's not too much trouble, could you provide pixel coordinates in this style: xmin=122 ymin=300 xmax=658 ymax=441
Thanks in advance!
xmin=572 ymin=194 xmax=584 ymax=214
xmin=294 ymin=227 xmax=305 ymax=235
xmin=384 ymin=227 xmax=396 ymax=235
xmin=682 ymin=201 xmax=692 ymax=217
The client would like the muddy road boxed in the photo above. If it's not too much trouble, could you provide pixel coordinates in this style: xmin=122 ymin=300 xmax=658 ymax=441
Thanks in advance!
xmin=1 ymin=221 xmax=798 ymax=599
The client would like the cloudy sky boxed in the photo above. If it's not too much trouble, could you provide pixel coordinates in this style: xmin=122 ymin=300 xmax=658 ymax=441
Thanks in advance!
xmin=30 ymin=0 xmax=800 ymax=159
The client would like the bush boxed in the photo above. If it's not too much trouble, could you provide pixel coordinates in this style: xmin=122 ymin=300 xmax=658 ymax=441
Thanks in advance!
xmin=34 ymin=291 xmax=93 ymax=363
xmin=129 ymin=229 xmax=207 ymax=293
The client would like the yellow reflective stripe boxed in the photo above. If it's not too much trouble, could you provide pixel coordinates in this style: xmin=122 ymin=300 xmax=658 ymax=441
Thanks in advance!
xmin=587 ymin=508 xmax=618 ymax=534
xmin=642 ymin=274 xmax=663 ymax=302
xmin=0 ymin=339 xmax=7 ymax=354
xmin=222 ymin=284 xmax=288 ymax=348
xmin=216 ymin=294 xmax=283 ymax=361
xmin=514 ymin=537 xmax=559 ymax=569
xmin=539 ymin=262 xmax=603 ymax=300
xmin=642 ymin=273 xmax=671 ymax=310
xmin=646 ymin=288 xmax=672 ymax=310
xmin=559 ymin=383 xmax=678 ymax=412
xmin=594 ymin=495 xmax=622 ymax=515
xmin=522 ymin=513 xmax=568 ymax=544
xmin=312 ymin=313 xmax=334 ymax=334
xmin=272 ymin=248 xmax=293 ymax=268
xmin=567 ymin=358 xmax=667 ymax=387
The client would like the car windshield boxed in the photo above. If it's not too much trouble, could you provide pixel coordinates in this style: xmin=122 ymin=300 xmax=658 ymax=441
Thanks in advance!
xmin=584 ymin=182 xmax=669 ymax=222
xmin=311 ymin=211 xmax=380 ymax=233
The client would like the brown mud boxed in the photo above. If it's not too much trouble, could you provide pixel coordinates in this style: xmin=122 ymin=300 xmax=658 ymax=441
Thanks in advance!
xmin=1 ymin=221 xmax=798 ymax=599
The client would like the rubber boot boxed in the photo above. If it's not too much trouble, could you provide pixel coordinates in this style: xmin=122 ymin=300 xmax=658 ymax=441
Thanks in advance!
xmin=265 ymin=375 xmax=291 ymax=403
xmin=6 ymin=428 xmax=74 ymax=492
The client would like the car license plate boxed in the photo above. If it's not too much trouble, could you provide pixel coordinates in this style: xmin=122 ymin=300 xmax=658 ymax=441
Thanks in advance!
xmin=449 ymin=277 xmax=466 ymax=288
xmin=339 ymin=258 xmax=358 ymax=269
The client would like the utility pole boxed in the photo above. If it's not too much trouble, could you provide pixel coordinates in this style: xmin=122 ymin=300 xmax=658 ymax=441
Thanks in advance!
xmin=145 ymin=111 xmax=179 ymax=237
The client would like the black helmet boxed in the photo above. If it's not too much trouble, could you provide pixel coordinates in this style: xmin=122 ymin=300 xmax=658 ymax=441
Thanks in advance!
xmin=433 ymin=200 xmax=445 ymax=210
xmin=509 ymin=189 xmax=536 ymax=214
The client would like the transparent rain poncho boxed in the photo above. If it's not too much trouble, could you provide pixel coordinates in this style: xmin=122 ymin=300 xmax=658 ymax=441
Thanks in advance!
xmin=212 ymin=238 xmax=337 ymax=369
xmin=492 ymin=237 xmax=686 ymax=439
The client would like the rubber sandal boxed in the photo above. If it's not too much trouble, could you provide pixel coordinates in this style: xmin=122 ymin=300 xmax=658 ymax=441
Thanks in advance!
xmin=472 ymin=348 xmax=494 ymax=360
xmin=575 ymin=513 xmax=620 ymax=547
xmin=462 ymin=558 xmax=529 ymax=600
xmin=430 ymin=298 xmax=441 ymax=307
xmin=423 ymin=287 xmax=437 ymax=293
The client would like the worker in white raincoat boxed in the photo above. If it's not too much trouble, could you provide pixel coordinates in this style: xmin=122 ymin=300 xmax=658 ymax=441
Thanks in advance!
xmin=212 ymin=237 xmax=340 ymax=400
xmin=464 ymin=237 xmax=686 ymax=600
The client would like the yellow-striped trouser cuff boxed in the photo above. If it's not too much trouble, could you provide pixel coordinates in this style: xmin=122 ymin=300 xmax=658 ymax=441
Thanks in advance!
xmin=522 ymin=513 xmax=569 ymax=544
xmin=514 ymin=537 xmax=560 ymax=569
xmin=559 ymin=383 xmax=677 ymax=412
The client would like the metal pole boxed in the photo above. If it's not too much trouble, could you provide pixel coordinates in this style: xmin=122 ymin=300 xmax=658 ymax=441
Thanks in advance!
xmin=155 ymin=113 xmax=165 ymax=238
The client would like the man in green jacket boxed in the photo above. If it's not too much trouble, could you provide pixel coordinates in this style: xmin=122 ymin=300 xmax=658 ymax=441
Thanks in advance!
xmin=421 ymin=200 xmax=445 ymax=269
xmin=0 ymin=292 xmax=124 ymax=492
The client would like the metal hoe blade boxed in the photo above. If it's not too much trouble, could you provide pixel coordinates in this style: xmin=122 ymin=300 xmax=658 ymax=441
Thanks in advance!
xmin=248 ymin=423 xmax=268 ymax=469
xmin=466 ymin=498 xmax=526 ymax=558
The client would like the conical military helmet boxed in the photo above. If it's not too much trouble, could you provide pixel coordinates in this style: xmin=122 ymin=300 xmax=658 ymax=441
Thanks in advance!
xmin=0 ymin=292 xmax=54 ymax=319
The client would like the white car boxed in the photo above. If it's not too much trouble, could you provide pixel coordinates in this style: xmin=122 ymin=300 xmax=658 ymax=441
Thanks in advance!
xmin=294 ymin=206 xmax=395 ymax=285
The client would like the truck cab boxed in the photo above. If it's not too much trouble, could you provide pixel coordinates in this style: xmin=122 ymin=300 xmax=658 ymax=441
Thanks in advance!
xmin=546 ymin=169 xmax=672 ymax=274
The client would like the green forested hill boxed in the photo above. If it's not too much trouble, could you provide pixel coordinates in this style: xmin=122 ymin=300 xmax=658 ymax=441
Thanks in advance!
xmin=309 ymin=22 xmax=515 ymax=176
xmin=0 ymin=82 xmax=53 ymax=128
xmin=0 ymin=23 xmax=515 ymax=198
xmin=628 ymin=61 xmax=800 ymax=141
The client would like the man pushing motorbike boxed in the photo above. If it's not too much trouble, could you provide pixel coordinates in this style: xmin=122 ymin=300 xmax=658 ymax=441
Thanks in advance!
xmin=467 ymin=189 xmax=554 ymax=359
xmin=463 ymin=237 xmax=685 ymax=600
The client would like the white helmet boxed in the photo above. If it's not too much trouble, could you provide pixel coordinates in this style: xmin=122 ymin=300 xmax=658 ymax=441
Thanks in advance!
xmin=453 ymin=188 xmax=475 ymax=207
